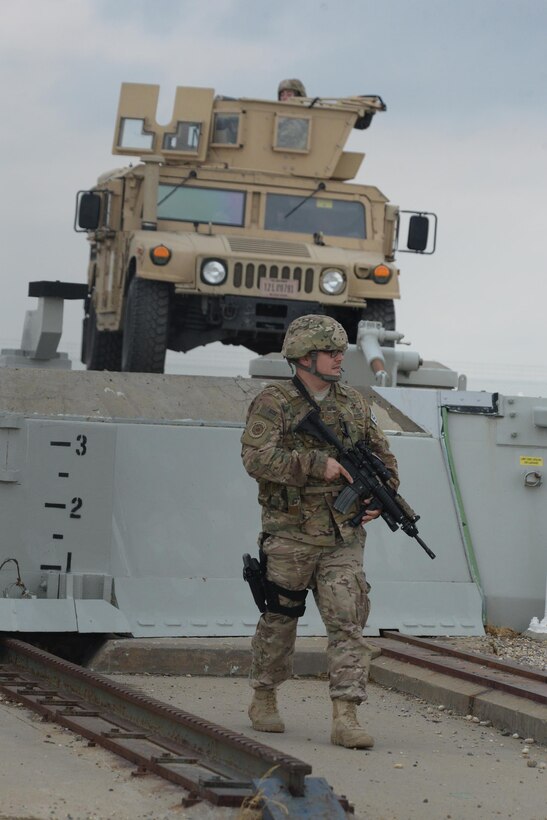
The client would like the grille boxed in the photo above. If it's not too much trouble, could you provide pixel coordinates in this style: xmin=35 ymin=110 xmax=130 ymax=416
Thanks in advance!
xmin=227 ymin=237 xmax=311 ymax=257
xmin=232 ymin=262 xmax=315 ymax=294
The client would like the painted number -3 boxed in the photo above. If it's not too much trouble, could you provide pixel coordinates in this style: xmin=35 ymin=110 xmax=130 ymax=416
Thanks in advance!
xmin=75 ymin=435 xmax=88 ymax=456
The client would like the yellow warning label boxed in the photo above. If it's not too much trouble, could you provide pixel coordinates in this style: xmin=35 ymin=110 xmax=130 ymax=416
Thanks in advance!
xmin=316 ymin=200 xmax=333 ymax=209
xmin=520 ymin=456 xmax=544 ymax=466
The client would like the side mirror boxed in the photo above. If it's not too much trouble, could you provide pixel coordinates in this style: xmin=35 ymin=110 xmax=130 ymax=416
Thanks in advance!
xmin=407 ymin=215 xmax=429 ymax=252
xmin=397 ymin=210 xmax=437 ymax=255
xmin=75 ymin=191 xmax=102 ymax=231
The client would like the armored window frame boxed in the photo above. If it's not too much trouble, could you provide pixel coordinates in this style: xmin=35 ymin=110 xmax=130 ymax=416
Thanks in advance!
xmin=273 ymin=114 xmax=311 ymax=153
xmin=210 ymin=112 xmax=242 ymax=148
xmin=162 ymin=121 xmax=202 ymax=154
xmin=117 ymin=118 xmax=155 ymax=152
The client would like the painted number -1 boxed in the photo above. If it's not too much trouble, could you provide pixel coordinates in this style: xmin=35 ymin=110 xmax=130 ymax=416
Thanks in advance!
xmin=75 ymin=435 xmax=87 ymax=456
xmin=70 ymin=498 xmax=83 ymax=519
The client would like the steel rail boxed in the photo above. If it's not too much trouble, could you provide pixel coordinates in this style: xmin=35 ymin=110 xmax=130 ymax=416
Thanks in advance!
xmin=380 ymin=632 xmax=547 ymax=684
xmin=0 ymin=637 xmax=313 ymax=806
xmin=370 ymin=631 xmax=547 ymax=705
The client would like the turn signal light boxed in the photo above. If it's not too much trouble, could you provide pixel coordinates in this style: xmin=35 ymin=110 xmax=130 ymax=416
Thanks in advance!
xmin=371 ymin=264 xmax=392 ymax=284
xmin=150 ymin=245 xmax=171 ymax=266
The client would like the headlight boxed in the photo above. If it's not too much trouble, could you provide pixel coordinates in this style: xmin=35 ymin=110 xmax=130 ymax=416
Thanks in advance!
xmin=320 ymin=268 xmax=346 ymax=295
xmin=201 ymin=259 xmax=227 ymax=285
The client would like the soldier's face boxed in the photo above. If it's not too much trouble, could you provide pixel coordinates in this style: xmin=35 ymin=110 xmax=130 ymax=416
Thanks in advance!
xmin=317 ymin=349 xmax=344 ymax=378
xmin=279 ymin=89 xmax=297 ymax=101
xmin=301 ymin=349 xmax=344 ymax=382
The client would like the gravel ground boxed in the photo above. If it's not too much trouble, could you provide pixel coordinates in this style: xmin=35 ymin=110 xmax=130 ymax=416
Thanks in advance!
xmin=436 ymin=628 xmax=546 ymax=672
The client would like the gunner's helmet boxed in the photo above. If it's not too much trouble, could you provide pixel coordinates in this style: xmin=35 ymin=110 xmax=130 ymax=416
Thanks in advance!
xmin=277 ymin=78 xmax=307 ymax=99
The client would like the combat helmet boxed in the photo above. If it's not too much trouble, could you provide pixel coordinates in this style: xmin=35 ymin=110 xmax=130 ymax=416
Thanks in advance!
xmin=278 ymin=78 xmax=307 ymax=99
xmin=282 ymin=314 xmax=347 ymax=361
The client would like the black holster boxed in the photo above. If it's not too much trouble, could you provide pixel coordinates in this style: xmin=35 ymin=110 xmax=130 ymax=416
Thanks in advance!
xmin=242 ymin=548 xmax=308 ymax=619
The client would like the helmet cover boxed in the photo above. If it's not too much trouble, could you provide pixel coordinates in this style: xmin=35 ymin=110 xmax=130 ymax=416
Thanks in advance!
xmin=277 ymin=78 xmax=307 ymax=99
xmin=281 ymin=314 xmax=348 ymax=360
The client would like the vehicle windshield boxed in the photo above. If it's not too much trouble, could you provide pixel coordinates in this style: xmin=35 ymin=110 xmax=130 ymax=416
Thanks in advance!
xmin=265 ymin=193 xmax=366 ymax=239
xmin=157 ymin=185 xmax=246 ymax=227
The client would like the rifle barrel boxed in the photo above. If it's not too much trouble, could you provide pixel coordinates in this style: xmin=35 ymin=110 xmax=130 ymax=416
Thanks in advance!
xmin=415 ymin=535 xmax=436 ymax=560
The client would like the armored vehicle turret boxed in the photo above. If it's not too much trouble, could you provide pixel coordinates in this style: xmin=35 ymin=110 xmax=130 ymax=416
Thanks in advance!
xmin=76 ymin=83 xmax=435 ymax=372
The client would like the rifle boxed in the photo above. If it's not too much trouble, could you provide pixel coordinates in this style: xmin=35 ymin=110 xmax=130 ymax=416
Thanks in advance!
xmin=296 ymin=409 xmax=436 ymax=559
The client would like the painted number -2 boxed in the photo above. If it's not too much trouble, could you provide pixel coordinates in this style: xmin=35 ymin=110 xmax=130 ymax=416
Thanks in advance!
xmin=75 ymin=435 xmax=88 ymax=456
xmin=70 ymin=498 xmax=83 ymax=519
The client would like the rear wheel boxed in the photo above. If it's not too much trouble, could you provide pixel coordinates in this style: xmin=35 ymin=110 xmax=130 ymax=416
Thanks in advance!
xmin=121 ymin=278 xmax=170 ymax=373
xmin=82 ymin=299 xmax=122 ymax=371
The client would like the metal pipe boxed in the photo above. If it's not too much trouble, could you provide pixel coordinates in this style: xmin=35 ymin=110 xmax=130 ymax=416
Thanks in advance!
xmin=440 ymin=406 xmax=486 ymax=622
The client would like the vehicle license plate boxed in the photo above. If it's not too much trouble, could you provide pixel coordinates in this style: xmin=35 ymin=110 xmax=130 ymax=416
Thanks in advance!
xmin=259 ymin=278 xmax=298 ymax=297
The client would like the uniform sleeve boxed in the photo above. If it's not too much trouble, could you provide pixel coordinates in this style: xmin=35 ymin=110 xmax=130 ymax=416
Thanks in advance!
xmin=241 ymin=390 xmax=328 ymax=486
xmin=362 ymin=398 xmax=400 ymax=491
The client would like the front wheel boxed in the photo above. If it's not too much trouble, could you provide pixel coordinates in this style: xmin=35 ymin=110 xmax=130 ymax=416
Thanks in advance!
xmin=81 ymin=299 xmax=122 ymax=371
xmin=360 ymin=298 xmax=396 ymax=333
xmin=331 ymin=299 xmax=396 ymax=345
xmin=121 ymin=278 xmax=171 ymax=373
xmin=359 ymin=299 xmax=396 ymax=347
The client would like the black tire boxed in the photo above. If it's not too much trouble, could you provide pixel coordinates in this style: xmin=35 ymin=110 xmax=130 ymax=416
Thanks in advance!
xmin=360 ymin=298 xmax=396 ymax=332
xmin=334 ymin=299 xmax=396 ymax=346
xmin=121 ymin=278 xmax=170 ymax=373
xmin=82 ymin=300 xmax=122 ymax=371
xmin=244 ymin=337 xmax=283 ymax=356
xmin=360 ymin=299 xmax=396 ymax=347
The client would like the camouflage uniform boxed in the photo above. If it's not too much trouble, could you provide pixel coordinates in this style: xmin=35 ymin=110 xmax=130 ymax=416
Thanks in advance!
xmin=241 ymin=373 xmax=399 ymax=703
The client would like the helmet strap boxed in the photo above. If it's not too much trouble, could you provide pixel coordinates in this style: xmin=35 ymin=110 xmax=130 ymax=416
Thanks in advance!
xmin=294 ymin=352 xmax=340 ymax=383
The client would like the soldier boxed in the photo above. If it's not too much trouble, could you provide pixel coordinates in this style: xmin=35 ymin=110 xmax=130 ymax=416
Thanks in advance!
xmin=276 ymin=80 xmax=309 ymax=151
xmin=277 ymin=78 xmax=307 ymax=100
xmin=241 ymin=315 xmax=400 ymax=748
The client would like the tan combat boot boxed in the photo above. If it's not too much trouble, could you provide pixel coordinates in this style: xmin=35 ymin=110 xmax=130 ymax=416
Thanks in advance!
xmin=331 ymin=700 xmax=374 ymax=748
xmin=248 ymin=688 xmax=285 ymax=732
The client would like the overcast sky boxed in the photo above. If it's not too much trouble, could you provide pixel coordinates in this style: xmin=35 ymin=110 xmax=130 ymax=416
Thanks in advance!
xmin=0 ymin=0 xmax=546 ymax=393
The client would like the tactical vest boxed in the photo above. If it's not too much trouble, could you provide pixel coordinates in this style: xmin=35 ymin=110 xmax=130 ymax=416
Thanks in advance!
xmin=256 ymin=380 xmax=369 ymax=545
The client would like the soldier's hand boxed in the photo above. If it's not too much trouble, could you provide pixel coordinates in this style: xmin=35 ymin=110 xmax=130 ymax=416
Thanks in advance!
xmin=361 ymin=497 xmax=381 ymax=525
xmin=323 ymin=457 xmax=353 ymax=483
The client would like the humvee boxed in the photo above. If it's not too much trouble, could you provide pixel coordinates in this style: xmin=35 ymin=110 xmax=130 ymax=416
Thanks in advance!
xmin=75 ymin=83 xmax=436 ymax=372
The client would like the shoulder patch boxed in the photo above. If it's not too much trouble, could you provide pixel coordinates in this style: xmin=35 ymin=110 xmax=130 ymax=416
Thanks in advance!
xmin=249 ymin=419 xmax=268 ymax=438
xmin=370 ymin=410 xmax=378 ymax=426
xmin=241 ymin=415 xmax=276 ymax=447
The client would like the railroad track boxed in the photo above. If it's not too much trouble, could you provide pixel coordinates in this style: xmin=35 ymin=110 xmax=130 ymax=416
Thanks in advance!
xmin=369 ymin=631 xmax=547 ymax=706
xmin=0 ymin=637 xmax=350 ymax=817
xmin=1 ymin=634 xmax=544 ymax=814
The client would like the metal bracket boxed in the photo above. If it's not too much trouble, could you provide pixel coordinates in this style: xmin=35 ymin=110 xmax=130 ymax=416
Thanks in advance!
xmin=257 ymin=776 xmax=349 ymax=819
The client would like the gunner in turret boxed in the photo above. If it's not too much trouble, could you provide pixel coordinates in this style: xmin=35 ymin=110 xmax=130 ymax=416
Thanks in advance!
xmin=277 ymin=78 xmax=307 ymax=100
